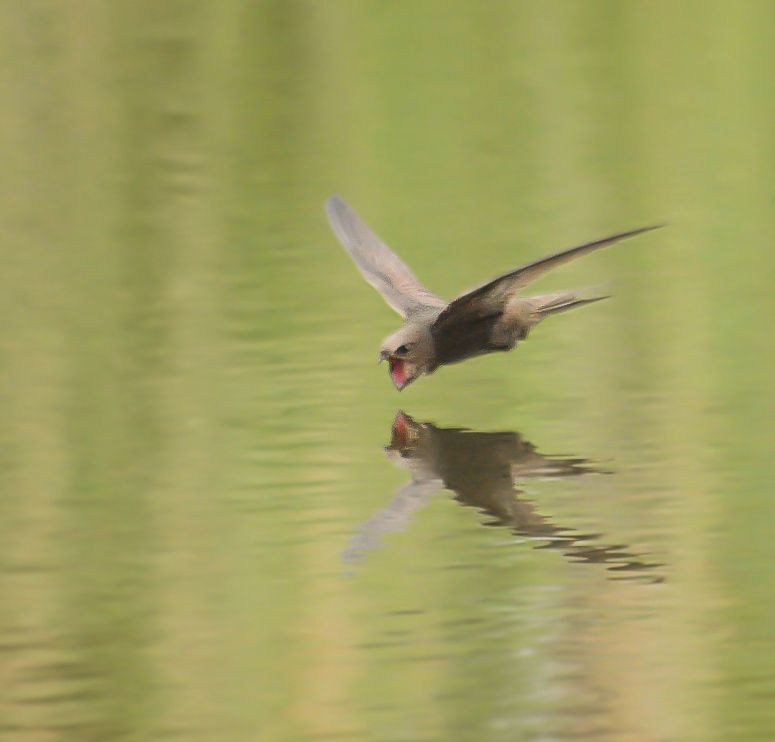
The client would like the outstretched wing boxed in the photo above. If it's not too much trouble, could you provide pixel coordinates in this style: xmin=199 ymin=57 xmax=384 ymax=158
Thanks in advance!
xmin=432 ymin=224 xmax=662 ymax=342
xmin=326 ymin=196 xmax=446 ymax=318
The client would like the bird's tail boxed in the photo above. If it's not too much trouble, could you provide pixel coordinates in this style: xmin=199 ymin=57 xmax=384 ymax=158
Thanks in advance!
xmin=528 ymin=286 xmax=610 ymax=320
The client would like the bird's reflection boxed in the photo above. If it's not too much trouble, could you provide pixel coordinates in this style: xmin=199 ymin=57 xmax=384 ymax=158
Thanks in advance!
xmin=344 ymin=412 xmax=662 ymax=581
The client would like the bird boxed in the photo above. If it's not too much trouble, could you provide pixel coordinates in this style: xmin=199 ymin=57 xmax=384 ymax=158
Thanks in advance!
xmin=325 ymin=195 xmax=662 ymax=390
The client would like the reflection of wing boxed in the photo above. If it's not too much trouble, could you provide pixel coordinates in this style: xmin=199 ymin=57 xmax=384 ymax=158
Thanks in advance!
xmin=326 ymin=196 xmax=446 ymax=318
xmin=342 ymin=478 xmax=442 ymax=566
xmin=431 ymin=225 xmax=661 ymax=348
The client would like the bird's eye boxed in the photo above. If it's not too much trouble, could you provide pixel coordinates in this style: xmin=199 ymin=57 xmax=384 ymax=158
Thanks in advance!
xmin=396 ymin=343 xmax=412 ymax=355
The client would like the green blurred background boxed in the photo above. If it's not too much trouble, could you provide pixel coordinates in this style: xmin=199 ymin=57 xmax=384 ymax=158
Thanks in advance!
xmin=0 ymin=1 xmax=773 ymax=740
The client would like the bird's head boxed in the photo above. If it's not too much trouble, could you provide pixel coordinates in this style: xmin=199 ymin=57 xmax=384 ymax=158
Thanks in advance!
xmin=378 ymin=325 xmax=434 ymax=391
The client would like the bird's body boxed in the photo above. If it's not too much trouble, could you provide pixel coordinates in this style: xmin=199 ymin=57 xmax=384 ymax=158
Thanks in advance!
xmin=325 ymin=196 xmax=661 ymax=390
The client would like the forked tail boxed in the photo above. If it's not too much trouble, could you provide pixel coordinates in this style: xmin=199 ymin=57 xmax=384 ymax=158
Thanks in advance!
xmin=530 ymin=288 xmax=610 ymax=319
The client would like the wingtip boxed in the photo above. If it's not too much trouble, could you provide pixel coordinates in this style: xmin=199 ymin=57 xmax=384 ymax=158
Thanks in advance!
xmin=637 ymin=223 xmax=668 ymax=235
xmin=605 ymin=222 xmax=666 ymax=244
xmin=325 ymin=194 xmax=345 ymax=214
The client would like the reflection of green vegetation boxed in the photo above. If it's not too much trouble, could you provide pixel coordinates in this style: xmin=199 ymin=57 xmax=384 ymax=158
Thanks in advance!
xmin=0 ymin=1 xmax=773 ymax=740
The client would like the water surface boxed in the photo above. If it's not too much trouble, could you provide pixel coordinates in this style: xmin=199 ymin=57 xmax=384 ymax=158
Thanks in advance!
xmin=0 ymin=2 xmax=774 ymax=740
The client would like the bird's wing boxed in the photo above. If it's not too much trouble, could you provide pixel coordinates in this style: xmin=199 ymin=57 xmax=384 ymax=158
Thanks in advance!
xmin=431 ymin=224 xmax=662 ymax=337
xmin=326 ymin=196 xmax=446 ymax=318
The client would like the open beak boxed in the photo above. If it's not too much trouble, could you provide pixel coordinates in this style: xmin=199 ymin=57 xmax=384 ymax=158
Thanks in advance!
xmin=388 ymin=357 xmax=410 ymax=391
xmin=378 ymin=350 xmax=412 ymax=390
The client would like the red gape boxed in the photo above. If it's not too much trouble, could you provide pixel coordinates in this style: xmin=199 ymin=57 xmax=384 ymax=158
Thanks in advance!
xmin=389 ymin=358 xmax=407 ymax=388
